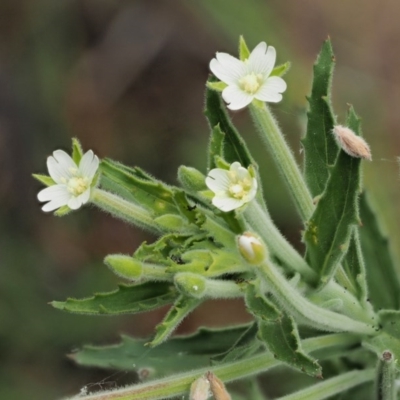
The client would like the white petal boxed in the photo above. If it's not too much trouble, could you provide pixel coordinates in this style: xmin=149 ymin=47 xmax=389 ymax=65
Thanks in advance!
xmin=79 ymin=188 xmax=91 ymax=205
xmin=248 ymin=43 xmax=276 ymax=76
xmin=42 ymin=198 xmax=69 ymax=212
xmin=37 ymin=184 xmax=70 ymax=202
xmin=206 ymin=169 xmax=231 ymax=193
xmin=79 ymin=150 xmax=99 ymax=179
xmin=47 ymin=150 xmax=76 ymax=183
xmin=68 ymin=196 xmax=84 ymax=210
xmin=212 ymin=196 xmax=244 ymax=212
xmin=222 ymin=86 xmax=253 ymax=110
xmin=210 ymin=54 xmax=246 ymax=85
xmin=244 ymin=179 xmax=258 ymax=201
xmin=255 ymin=76 xmax=287 ymax=103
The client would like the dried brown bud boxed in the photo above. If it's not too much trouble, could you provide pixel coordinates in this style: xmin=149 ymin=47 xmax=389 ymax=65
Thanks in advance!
xmin=206 ymin=372 xmax=232 ymax=400
xmin=190 ymin=375 xmax=210 ymax=400
xmin=332 ymin=125 xmax=372 ymax=161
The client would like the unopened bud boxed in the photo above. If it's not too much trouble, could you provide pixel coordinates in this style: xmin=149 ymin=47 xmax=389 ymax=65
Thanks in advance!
xmin=104 ymin=254 xmax=142 ymax=280
xmin=190 ymin=374 xmax=210 ymax=400
xmin=174 ymin=273 xmax=207 ymax=299
xmin=178 ymin=166 xmax=207 ymax=191
xmin=237 ymin=232 xmax=267 ymax=265
xmin=206 ymin=372 xmax=231 ymax=400
xmin=332 ymin=125 xmax=372 ymax=161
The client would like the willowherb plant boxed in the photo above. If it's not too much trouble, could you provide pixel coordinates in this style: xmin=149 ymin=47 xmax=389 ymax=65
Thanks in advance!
xmin=34 ymin=36 xmax=400 ymax=400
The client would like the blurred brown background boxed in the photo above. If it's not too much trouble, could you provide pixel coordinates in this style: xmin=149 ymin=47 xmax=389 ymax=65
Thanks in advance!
xmin=1 ymin=1 xmax=400 ymax=399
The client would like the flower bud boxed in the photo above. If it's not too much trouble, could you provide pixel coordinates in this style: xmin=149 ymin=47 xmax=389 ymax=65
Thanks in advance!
xmin=206 ymin=372 xmax=231 ymax=400
xmin=174 ymin=273 xmax=207 ymax=299
xmin=237 ymin=232 xmax=267 ymax=265
xmin=178 ymin=166 xmax=207 ymax=191
xmin=190 ymin=374 xmax=210 ymax=400
xmin=104 ymin=254 xmax=142 ymax=280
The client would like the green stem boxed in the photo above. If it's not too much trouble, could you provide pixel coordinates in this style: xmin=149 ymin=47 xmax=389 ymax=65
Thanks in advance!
xmin=278 ymin=369 xmax=375 ymax=400
xmin=65 ymin=334 xmax=358 ymax=400
xmin=91 ymin=188 xmax=162 ymax=233
xmin=256 ymin=257 xmax=376 ymax=335
xmin=244 ymin=201 xmax=375 ymax=325
xmin=249 ymin=103 xmax=314 ymax=221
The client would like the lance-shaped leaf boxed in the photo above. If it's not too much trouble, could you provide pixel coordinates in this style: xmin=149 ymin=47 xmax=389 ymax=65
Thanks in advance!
xmin=341 ymin=227 xmax=368 ymax=302
xmin=207 ymin=124 xmax=226 ymax=170
xmin=359 ymin=193 xmax=400 ymax=310
xmin=148 ymin=295 xmax=203 ymax=347
xmin=304 ymin=107 xmax=362 ymax=287
xmin=51 ymin=282 xmax=176 ymax=315
xmin=205 ymin=77 xmax=255 ymax=169
xmin=302 ymin=38 xmax=338 ymax=197
xmin=364 ymin=310 xmax=400 ymax=371
xmin=100 ymin=159 xmax=178 ymax=216
xmin=70 ymin=325 xmax=251 ymax=377
xmin=245 ymin=282 xmax=321 ymax=377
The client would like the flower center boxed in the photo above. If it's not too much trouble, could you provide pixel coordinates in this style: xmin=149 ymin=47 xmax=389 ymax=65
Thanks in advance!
xmin=239 ymin=73 xmax=263 ymax=94
xmin=67 ymin=176 xmax=89 ymax=196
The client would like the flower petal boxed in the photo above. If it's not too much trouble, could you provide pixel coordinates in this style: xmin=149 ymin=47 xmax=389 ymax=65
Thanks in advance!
xmin=79 ymin=150 xmax=99 ymax=179
xmin=47 ymin=150 xmax=76 ymax=183
xmin=206 ymin=169 xmax=231 ymax=193
xmin=210 ymin=53 xmax=246 ymax=85
xmin=222 ymin=86 xmax=253 ymax=110
xmin=38 ymin=185 xmax=71 ymax=212
xmin=78 ymin=188 xmax=91 ymax=205
xmin=255 ymin=76 xmax=287 ymax=103
xmin=37 ymin=184 xmax=70 ymax=202
xmin=68 ymin=196 xmax=84 ymax=210
xmin=212 ymin=196 xmax=244 ymax=212
xmin=248 ymin=43 xmax=276 ymax=76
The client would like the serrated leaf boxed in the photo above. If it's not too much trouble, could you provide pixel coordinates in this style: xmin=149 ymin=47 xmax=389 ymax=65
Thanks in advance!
xmin=302 ymin=38 xmax=338 ymax=197
xmin=364 ymin=310 xmax=400 ymax=371
xmin=212 ymin=322 xmax=261 ymax=364
xmin=51 ymin=282 xmax=177 ymax=315
xmin=148 ymin=296 xmax=202 ymax=347
xmin=270 ymin=62 xmax=291 ymax=77
xmin=207 ymin=124 xmax=225 ymax=170
xmin=359 ymin=193 xmax=400 ymax=310
xmin=71 ymin=137 xmax=83 ymax=164
xmin=71 ymin=325 xmax=251 ymax=377
xmin=245 ymin=281 xmax=321 ymax=377
xmin=100 ymin=159 xmax=178 ymax=216
xmin=32 ymin=174 xmax=55 ymax=187
xmin=341 ymin=227 xmax=368 ymax=302
xmin=304 ymin=107 xmax=362 ymax=287
xmin=205 ymin=79 xmax=255 ymax=169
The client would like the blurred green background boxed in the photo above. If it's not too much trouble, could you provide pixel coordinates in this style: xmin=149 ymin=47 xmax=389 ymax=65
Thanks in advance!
xmin=2 ymin=1 xmax=400 ymax=399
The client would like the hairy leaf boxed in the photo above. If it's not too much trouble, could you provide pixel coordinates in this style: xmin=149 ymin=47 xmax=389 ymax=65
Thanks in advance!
xmin=304 ymin=107 xmax=362 ymax=287
xmin=302 ymin=38 xmax=338 ymax=197
xmin=51 ymin=282 xmax=176 ymax=315
xmin=359 ymin=193 xmax=400 ymax=310
xmin=71 ymin=325 xmax=252 ymax=377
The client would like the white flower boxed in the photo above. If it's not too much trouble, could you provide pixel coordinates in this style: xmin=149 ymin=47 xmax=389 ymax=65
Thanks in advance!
xmin=209 ymin=42 xmax=287 ymax=110
xmin=37 ymin=149 xmax=99 ymax=212
xmin=205 ymin=162 xmax=257 ymax=212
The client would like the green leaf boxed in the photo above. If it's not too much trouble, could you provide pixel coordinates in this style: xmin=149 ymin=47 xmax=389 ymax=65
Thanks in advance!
xmin=206 ymin=81 xmax=228 ymax=92
xmin=239 ymin=35 xmax=250 ymax=60
xmin=364 ymin=310 xmax=400 ymax=371
xmin=70 ymin=325 xmax=251 ymax=377
xmin=304 ymin=107 xmax=362 ymax=287
xmin=359 ymin=193 xmax=400 ymax=310
xmin=100 ymin=159 xmax=178 ymax=216
xmin=270 ymin=62 xmax=291 ymax=77
xmin=53 ymin=205 xmax=72 ymax=217
xmin=32 ymin=174 xmax=55 ymax=187
xmin=245 ymin=281 xmax=322 ymax=378
xmin=207 ymin=124 xmax=225 ymax=170
xmin=302 ymin=38 xmax=338 ymax=197
xmin=71 ymin=137 xmax=83 ymax=164
xmin=51 ymin=282 xmax=177 ymax=315
xmin=148 ymin=296 xmax=202 ymax=347
xmin=204 ymin=79 xmax=255 ymax=169
xmin=341 ymin=227 xmax=368 ymax=302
